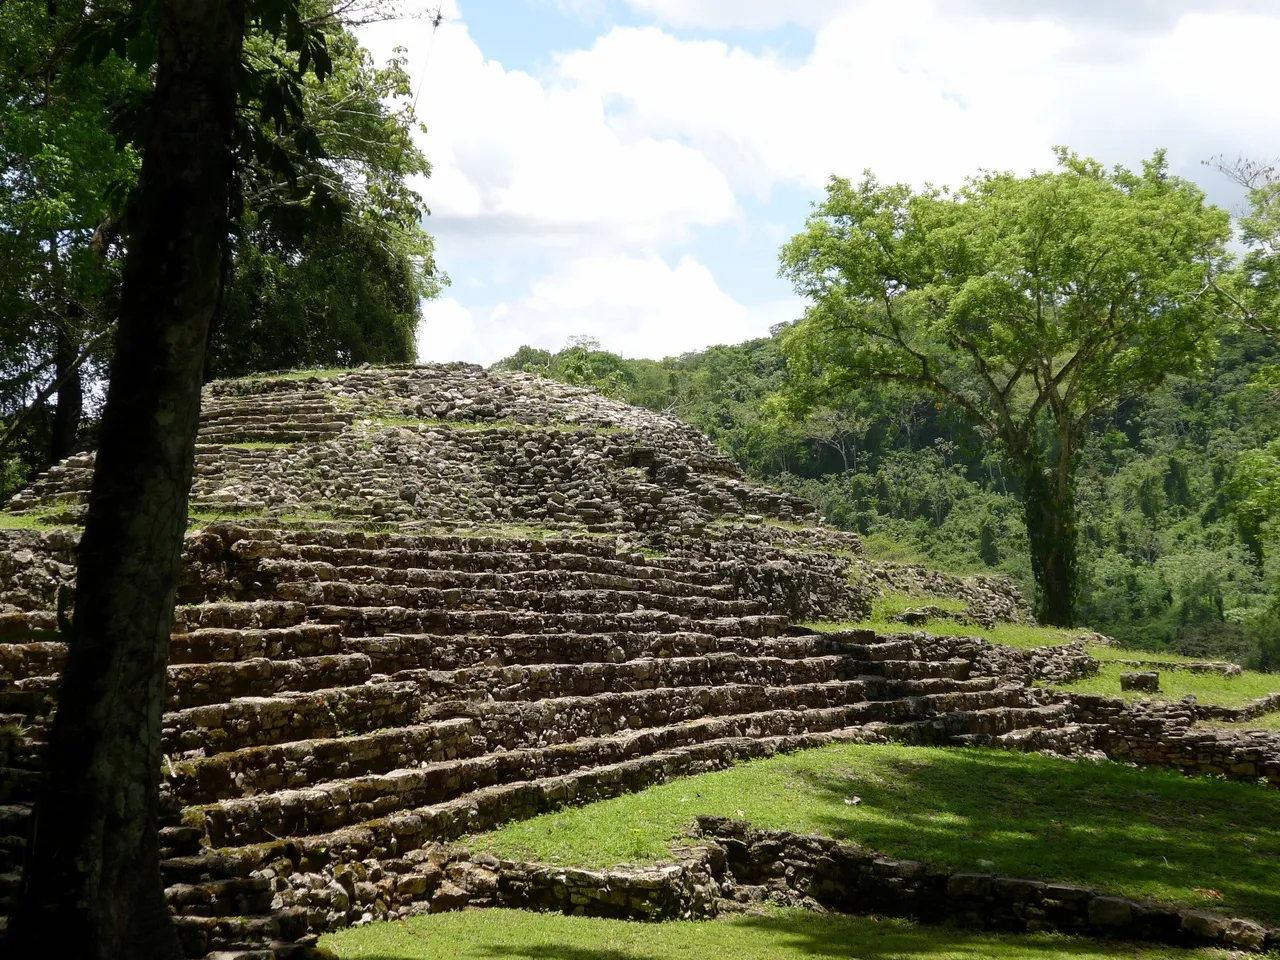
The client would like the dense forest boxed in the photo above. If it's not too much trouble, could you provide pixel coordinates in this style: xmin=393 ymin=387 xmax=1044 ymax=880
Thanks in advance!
xmin=495 ymin=325 xmax=1280 ymax=668
xmin=0 ymin=0 xmax=442 ymax=504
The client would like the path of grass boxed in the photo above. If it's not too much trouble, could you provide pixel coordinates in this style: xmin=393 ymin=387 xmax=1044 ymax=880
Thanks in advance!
xmin=468 ymin=743 xmax=1280 ymax=925
xmin=1049 ymin=662 xmax=1280 ymax=707
xmin=806 ymin=618 xmax=1090 ymax=650
xmin=1197 ymin=713 xmax=1280 ymax=732
xmin=0 ymin=511 xmax=67 ymax=530
xmin=321 ymin=907 xmax=1239 ymax=960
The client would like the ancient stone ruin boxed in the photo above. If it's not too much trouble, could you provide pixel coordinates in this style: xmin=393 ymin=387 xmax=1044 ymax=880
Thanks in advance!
xmin=0 ymin=364 xmax=1277 ymax=957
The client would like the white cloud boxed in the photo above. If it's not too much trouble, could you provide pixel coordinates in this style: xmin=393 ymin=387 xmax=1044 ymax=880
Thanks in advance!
xmin=622 ymin=0 xmax=858 ymax=30
xmin=358 ymin=9 xmax=738 ymax=250
xmin=415 ymin=296 xmax=478 ymax=363
xmin=378 ymin=1 xmax=1280 ymax=363
xmin=622 ymin=0 xmax=1275 ymax=33
xmin=417 ymin=253 xmax=801 ymax=365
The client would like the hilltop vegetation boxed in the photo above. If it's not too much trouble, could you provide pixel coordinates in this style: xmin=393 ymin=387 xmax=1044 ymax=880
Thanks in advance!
xmin=495 ymin=327 xmax=1280 ymax=668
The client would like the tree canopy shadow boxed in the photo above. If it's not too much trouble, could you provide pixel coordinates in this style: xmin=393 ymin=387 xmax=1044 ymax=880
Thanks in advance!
xmin=781 ymin=746 xmax=1280 ymax=925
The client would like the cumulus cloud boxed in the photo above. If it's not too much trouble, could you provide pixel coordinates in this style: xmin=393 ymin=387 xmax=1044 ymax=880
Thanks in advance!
xmin=358 ymin=7 xmax=738 ymax=250
xmin=622 ymin=0 xmax=1276 ymax=33
xmin=562 ymin=3 xmax=1280 ymax=194
xmin=374 ymin=0 xmax=1280 ymax=363
xmin=417 ymin=253 xmax=801 ymax=365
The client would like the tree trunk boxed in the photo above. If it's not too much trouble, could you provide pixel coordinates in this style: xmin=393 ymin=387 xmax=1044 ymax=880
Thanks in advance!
xmin=1014 ymin=451 xmax=1079 ymax=626
xmin=10 ymin=2 xmax=244 ymax=957
xmin=48 ymin=318 xmax=83 ymax=465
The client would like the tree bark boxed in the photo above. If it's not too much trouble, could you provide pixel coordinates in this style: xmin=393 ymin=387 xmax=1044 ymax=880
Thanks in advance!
xmin=10 ymin=2 xmax=245 ymax=957
xmin=1013 ymin=447 xmax=1079 ymax=627
xmin=48 ymin=317 xmax=83 ymax=465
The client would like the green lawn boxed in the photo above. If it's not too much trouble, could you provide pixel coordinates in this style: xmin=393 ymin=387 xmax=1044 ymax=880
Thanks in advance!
xmin=321 ymin=908 xmax=1240 ymax=960
xmin=1048 ymin=662 xmax=1280 ymax=707
xmin=468 ymin=743 xmax=1280 ymax=925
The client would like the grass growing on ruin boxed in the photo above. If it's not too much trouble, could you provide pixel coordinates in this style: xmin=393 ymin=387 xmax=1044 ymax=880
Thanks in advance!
xmin=804 ymin=617 xmax=1091 ymax=650
xmin=869 ymin=590 xmax=968 ymax=619
xmin=1197 ymin=712 xmax=1280 ymax=732
xmin=0 ymin=509 xmax=69 ymax=530
xmin=321 ymin=907 xmax=1239 ymax=960
xmin=188 ymin=508 xmax=268 ymax=526
xmin=245 ymin=367 xmax=355 ymax=380
xmin=468 ymin=743 xmax=1280 ymax=925
xmin=1088 ymin=647 xmax=1211 ymax=665
xmin=1047 ymin=662 xmax=1280 ymax=707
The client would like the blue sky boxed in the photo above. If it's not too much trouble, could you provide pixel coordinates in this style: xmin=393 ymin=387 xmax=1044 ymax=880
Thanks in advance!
xmin=356 ymin=0 xmax=1280 ymax=365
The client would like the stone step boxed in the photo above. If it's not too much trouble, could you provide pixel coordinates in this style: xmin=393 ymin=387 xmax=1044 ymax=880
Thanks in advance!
xmin=163 ymin=682 xmax=422 ymax=757
xmin=223 ymin=529 xmax=619 ymax=561
xmin=167 ymin=718 xmax=481 ymax=806
xmin=342 ymin=629 xmax=884 ymax=672
xmin=199 ymin=411 xmax=349 ymax=427
xmin=247 ymin=547 xmax=732 ymax=585
xmin=274 ymin=583 xmax=764 ymax=620
xmin=170 ymin=625 xmax=346 ymax=667
xmin=217 ymin=725 xmax=918 ymax=872
xmin=7 ymin=654 xmax=378 ymax=712
xmin=876 ymin=702 xmax=1074 ymax=744
xmin=165 ymin=875 xmax=275 ymax=917
xmin=306 ymin=607 xmax=790 ymax=639
xmin=254 ymin=560 xmax=740 ymax=601
xmin=172 ymin=906 xmax=309 ymax=959
xmin=190 ymin=688 xmax=1039 ymax=850
xmin=427 ymin=681 xmax=1026 ymax=761
xmin=173 ymin=602 xmax=308 ymax=633
xmin=392 ymin=654 xmax=981 ymax=706
xmin=166 ymin=655 xmax=374 ymax=710
xmin=192 ymin=708 xmax=875 ymax=847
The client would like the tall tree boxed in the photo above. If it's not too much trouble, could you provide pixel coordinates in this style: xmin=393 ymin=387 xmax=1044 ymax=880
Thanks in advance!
xmin=0 ymin=0 xmax=143 ymax=479
xmin=779 ymin=150 xmax=1230 ymax=624
xmin=6 ymin=1 xmax=332 ymax=954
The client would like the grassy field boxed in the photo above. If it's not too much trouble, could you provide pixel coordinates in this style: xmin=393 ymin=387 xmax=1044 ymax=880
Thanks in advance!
xmin=468 ymin=743 xmax=1280 ymax=925
xmin=321 ymin=907 xmax=1242 ymax=960
xmin=1048 ymin=662 xmax=1280 ymax=707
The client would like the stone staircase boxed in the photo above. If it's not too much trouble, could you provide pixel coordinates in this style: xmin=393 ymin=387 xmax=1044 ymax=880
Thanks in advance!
xmin=0 ymin=522 xmax=1065 ymax=958
xmin=0 ymin=365 xmax=1049 ymax=957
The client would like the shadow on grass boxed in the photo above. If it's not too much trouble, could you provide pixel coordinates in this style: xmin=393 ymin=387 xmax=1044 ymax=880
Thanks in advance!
xmin=339 ymin=911 xmax=1217 ymax=960
xmin=781 ymin=746 xmax=1280 ymax=925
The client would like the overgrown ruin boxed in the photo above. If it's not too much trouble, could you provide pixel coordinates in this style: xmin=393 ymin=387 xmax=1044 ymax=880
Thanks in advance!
xmin=2 ymin=365 xmax=1278 ymax=957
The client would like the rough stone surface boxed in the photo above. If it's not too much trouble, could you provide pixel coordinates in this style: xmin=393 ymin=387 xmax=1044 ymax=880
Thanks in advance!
xmin=1120 ymin=671 xmax=1160 ymax=693
xmin=0 ymin=365 xmax=1271 ymax=957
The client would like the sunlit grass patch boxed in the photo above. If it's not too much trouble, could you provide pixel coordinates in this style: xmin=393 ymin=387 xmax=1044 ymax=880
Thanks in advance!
xmin=322 ymin=907 xmax=1239 ymax=960
xmin=0 ymin=508 xmax=75 ymax=530
xmin=1196 ymin=712 xmax=1280 ymax=732
xmin=467 ymin=742 xmax=1280 ymax=925
xmin=804 ymin=617 xmax=1089 ymax=650
xmin=1049 ymin=662 xmax=1280 ymax=708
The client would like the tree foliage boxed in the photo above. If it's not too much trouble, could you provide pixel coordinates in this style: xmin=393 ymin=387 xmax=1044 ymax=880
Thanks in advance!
xmin=777 ymin=149 xmax=1230 ymax=623
xmin=0 ymin=0 xmax=440 ymax=497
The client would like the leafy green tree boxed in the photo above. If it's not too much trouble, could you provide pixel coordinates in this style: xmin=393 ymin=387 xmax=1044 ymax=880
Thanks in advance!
xmin=779 ymin=150 xmax=1230 ymax=624
xmin=0 ymin=2 xmax=439 ymax=496
xmin=0 ymin=0 xmax=144 ymax=474
xmin=208 ymin=20 xmax=440 ymax=377
xmin=1206 ymin=156 xmax=1280 ymax=339
xmin=7 ymin=2 xmax=348 ymax=954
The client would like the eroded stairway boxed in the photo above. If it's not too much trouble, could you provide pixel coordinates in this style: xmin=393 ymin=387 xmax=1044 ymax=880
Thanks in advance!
xmin=0 ymin=522 xmax=1066 ymax=958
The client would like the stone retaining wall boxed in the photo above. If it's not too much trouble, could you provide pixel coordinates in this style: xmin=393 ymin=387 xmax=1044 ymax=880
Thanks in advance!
xmin=418 ymin=818 xmax=1277 ymax=953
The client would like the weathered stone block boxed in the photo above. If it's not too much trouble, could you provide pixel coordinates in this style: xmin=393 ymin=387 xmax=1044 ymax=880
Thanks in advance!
xmin=1119 ymin=671 xmax=1160 ymax=693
